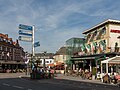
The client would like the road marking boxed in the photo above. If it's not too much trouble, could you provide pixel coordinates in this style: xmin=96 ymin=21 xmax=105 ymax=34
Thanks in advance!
xmin=28 ymin=89 xmax=33 ymax=90
xmin=12 ymin=85 xmax=24 ymax=89
xmin=2 ymin=83 xmax=10 ymax=86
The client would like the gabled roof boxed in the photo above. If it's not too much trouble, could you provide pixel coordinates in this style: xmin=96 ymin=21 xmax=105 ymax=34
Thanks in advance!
xmin=83 ymin=19 xmax=120 ymax=34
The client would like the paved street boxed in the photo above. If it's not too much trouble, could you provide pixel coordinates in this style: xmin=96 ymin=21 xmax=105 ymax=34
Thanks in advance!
xmin=0 ymin=73 xmax=120 ymax=90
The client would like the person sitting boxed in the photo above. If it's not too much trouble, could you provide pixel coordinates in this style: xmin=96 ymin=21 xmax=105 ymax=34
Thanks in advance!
xmin=111 ymin=72 xmax=115 ymax=84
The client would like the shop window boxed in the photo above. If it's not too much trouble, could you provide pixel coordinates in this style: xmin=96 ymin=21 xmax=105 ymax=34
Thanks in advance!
xmin=0 ymin=46 xmax=2 ymax=50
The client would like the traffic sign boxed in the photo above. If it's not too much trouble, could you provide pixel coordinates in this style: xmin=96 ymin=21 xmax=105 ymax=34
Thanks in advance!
xmin=34 ymin=41 xmax=40 ymax=47
xmin=18 ymin=30 xmax=32 ymax=36
xmin=19 ymin=24 xmax=33 ymax=31
xmin=18 ymin=36 xmax=32 ymax=42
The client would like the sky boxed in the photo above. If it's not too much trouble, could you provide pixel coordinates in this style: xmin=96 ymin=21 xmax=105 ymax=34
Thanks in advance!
xmin=0 ymin=0 xmax=120 ymax=53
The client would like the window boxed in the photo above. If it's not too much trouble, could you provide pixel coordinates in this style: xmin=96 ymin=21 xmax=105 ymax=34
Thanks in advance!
xmin=46 ymin=61 xmax=49 ymax=63
xmin=101 ymin=27 xmax=106 ymax=35
xmin=94 ymin=30 xmax=97 ymax=37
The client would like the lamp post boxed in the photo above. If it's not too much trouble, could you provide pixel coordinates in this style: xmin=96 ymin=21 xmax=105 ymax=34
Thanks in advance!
xmin=43 ymin=51 xmax=47 ymax=72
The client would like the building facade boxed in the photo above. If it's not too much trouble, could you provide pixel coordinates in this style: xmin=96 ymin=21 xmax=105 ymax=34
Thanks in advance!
xmin=70 ymin=19 xmax=120 ymax=73
xmin=54 ymin=47 xmax=68 ymax=63
xmin=65 ymin=38 xmax=85 ymax=66
xmin=83 ymin=19 xmax=120 ymax=54
xmin=0 ymin=33 xmax=25 ymax=72
xmin=28 ymin=53 xmax=54 ymax=67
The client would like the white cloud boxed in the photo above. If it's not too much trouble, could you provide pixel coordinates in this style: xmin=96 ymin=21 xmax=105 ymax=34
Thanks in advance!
xmin=1 ymin=0 xmax=120 ymax=53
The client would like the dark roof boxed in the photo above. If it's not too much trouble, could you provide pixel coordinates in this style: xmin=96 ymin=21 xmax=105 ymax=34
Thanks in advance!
xmin=55 ymin=47 xmax=67 ymax=55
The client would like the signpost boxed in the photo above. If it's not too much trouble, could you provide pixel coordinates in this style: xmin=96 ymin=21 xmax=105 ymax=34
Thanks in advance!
xmin=19 ymin=30 xmax=32 ymax=36
xmin=18 ymin=36 xmax=32 ymax=42
xmin=18 ymin=24 xmax=41 ymax=75
xmin=34 ymin=41 xmax=40 ymax=47
xmin=19 ymin=24 xmax=33 ymax=31
xmin=18 ymin=24 xmax=35 ymax=75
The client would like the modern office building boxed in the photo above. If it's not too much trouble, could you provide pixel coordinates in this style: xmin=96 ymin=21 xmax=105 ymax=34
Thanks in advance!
xmin=65 ymin=38 xmax=85 ymax=67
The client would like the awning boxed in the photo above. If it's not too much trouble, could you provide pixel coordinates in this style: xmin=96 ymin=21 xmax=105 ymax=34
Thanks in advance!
xmin=72 ymin=57 xmax=96 ymax=61
xmin=47 ymin=63 xmax=54 ymax=67
xmin=101 ymin=56 xmax=120 ymax=64
xmin=71 ymin=54 xmax=106 ymax=61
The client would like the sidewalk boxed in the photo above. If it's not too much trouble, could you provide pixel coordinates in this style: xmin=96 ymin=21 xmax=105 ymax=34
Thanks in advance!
xmin=54 ymin=74 xmax=103 ymax=84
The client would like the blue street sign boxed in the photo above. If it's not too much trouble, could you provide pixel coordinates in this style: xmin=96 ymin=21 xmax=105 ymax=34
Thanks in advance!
xmin=34 ymin=41 xmax=40 ymax=47
xmin=18 ymin=30 xmax=32 ymax=36
xmin=19 ymin=24 xmax=33 ymax=31
xmin=18 ymin=36 xmax=32 ymax=42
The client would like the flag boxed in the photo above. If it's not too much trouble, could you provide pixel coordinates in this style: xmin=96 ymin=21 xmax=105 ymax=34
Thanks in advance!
xmin=25 ymin=59 xmax=30 ymax=64
xmin=92 ymin=44 xmax=94 ymax=53
xmin=81 ymin=44 xmax=86 ymax=52
xmin=7 ymin=52 xmax=10 ymax=57
xmin=99 ymin=40 xmax=106 ymax=51
xmin=86 ymin=44 xmax=91 ymax=52
xmin=98 ymin=44 xmax=102 ymax=52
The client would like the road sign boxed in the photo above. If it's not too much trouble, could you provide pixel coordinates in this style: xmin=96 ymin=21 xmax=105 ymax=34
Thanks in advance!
xmin=18 ymin=30 xmax=32 ymax=36
xmin=34 ymin=41 xmax=40 ymax=47
xmin=18 ymin=36 xmax=32 ymax=42
xmin=19 ymin=24 xmax=33 ymax=31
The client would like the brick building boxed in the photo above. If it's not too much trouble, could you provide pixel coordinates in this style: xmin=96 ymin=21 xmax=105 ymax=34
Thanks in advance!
xmin=0 ymin=33 xmax=25 ymax=72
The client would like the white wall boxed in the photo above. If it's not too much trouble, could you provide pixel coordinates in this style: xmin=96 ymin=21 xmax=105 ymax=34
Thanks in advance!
xmin=109 ymin=24 xmax=120 ymax=47
xmin=40 ymin=58 xmax=54 ymax=65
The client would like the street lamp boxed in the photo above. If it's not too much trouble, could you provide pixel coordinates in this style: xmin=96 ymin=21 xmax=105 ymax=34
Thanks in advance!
xmin=43 ymin=51 xmax=47 ymax=72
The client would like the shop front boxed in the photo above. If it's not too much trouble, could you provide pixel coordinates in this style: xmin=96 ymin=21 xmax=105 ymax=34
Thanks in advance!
xmin=71 ymin=53 xmax=118 ymax=75
xmin=0 ymin=61 xmax=25 ymax=73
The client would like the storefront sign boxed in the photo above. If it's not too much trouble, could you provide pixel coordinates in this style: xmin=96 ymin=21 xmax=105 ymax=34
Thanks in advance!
xmin=110 ymin=29 xmax=120 ymax=33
